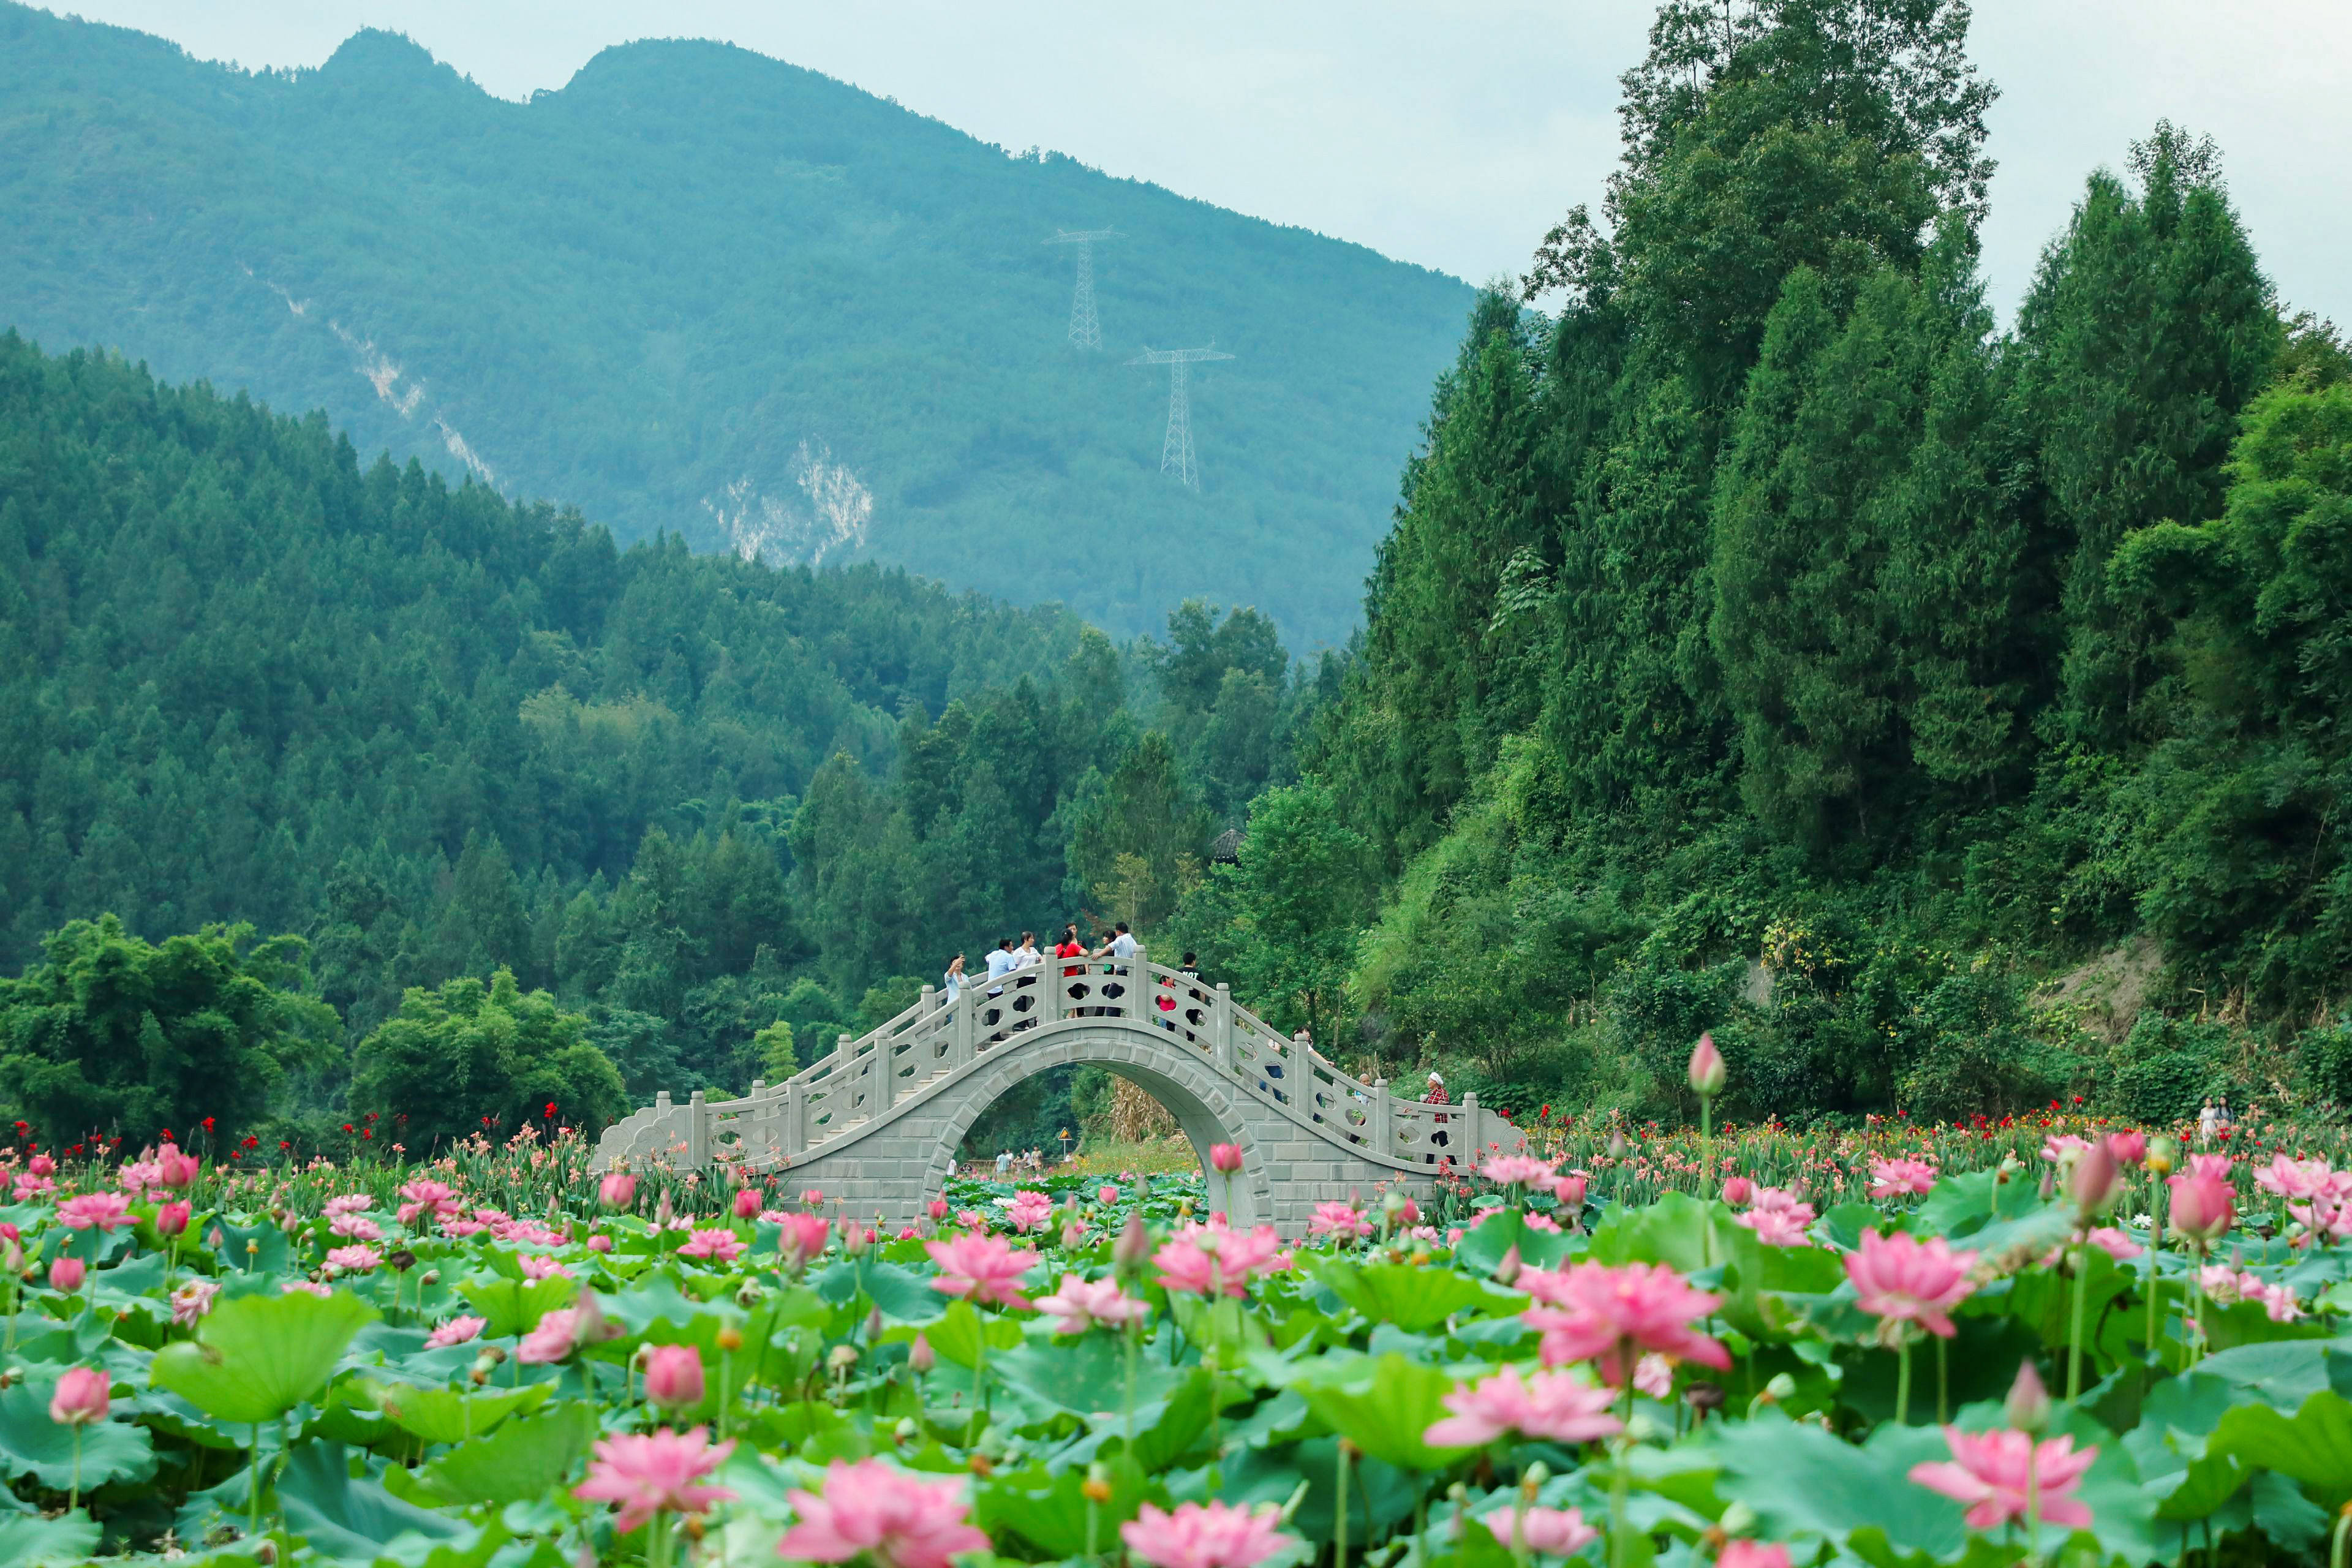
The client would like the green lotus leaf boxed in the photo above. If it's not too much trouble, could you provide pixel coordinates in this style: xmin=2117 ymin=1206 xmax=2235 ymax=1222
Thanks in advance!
xmin=151 ymin=1287 xmax=379 ymax=1425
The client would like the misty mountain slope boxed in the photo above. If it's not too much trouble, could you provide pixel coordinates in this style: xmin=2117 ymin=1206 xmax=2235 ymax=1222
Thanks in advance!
xmin=0 ymin=6 xmax=1477 ymax=644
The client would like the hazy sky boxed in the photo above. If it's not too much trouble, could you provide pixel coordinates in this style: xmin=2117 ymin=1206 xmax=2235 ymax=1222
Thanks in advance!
xmin=43 ymin=1 xmax=2352 ymax=326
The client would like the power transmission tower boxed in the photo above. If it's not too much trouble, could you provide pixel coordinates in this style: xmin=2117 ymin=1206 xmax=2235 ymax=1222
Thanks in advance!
xmin=1042 ymin=228 xmax=1119 ymax=349
xmin=1127 ymin=345 xmax=1235 ymax=491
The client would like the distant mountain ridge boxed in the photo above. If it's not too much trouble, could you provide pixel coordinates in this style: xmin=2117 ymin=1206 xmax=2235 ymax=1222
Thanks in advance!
xmin=0 ymin=4 xmax=1477 ymax=644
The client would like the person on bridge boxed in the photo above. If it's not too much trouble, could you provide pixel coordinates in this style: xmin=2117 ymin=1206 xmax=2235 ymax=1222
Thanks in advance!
xmin=943 ymin=952 xmax=966 ymax=1003
xmin=1055 ymin=925 xmax=1085 ymax=977
xmin=1425 ymin=1071 xmax=1450 ymax=1151
xmin=1014 ymin=931 xmax=1041 ymax=971
xmin=986 ymin=937 xmax=1016 ymax=998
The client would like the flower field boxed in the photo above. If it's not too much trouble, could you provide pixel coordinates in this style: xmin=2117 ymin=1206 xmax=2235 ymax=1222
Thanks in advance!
xmin=6 ymin=1107 xmax=2352 ymax=1568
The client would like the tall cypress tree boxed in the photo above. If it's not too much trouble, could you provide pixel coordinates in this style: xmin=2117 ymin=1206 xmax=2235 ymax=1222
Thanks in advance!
xmin=2018 ymin=124 xmax=2280 ymax=756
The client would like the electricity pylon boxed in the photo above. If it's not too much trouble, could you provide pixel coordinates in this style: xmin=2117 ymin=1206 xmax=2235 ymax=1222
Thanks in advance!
xmin=1127 ymin=345 xmax=1235 ymax=491
xmin=1043 ymin=228 xmax=1119 ymax=350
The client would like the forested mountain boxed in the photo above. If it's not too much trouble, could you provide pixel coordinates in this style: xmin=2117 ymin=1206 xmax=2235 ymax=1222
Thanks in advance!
xmin=0 ymin=333 xmax=1319 ymax=1145
xmin=1272 ymin=0 xmax=2352 ymax=1130
xmin=0 ymin=2 xmax=1474 ymax=646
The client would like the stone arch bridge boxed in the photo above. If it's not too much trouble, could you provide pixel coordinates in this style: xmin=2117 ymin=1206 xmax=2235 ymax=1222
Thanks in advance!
xmin=592 ymin=953 xmax=1518 ymax=1233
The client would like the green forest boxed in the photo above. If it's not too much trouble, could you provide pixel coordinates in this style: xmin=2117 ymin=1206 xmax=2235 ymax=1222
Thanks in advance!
xmin=12 ymin=0 xmax=2352 ymax=1160
xmin=1291 ymin=0 xmax=2352 ymax=1132
xmin=0 ymin=2 xmax=1472 ymax=646
xmin=0 ymin=332 xmax=1327 ymax=1153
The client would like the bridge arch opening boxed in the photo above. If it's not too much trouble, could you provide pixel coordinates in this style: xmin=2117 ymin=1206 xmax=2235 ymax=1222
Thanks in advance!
xmin=923 ymin=1031 xmax=1276 ymax=1229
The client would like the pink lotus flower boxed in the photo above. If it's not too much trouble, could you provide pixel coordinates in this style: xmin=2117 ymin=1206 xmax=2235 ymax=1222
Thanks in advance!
xmin=1735 ymin=1186 xmax=1815 ymax=1247
xmin=600 ymin=1172 xmax=637 ymax=1210
xmin=1632 ymin=1353 xmax=1675 ymax=1398
xmin=282 ymin=1280 xmax=332 ymax=1298
xmin=573 ymin=1426 xmax=737 ymax=1534
xmin=679 ymin=1228 xmax=746 ymax=1265
xmin=2105 ymin=1131 xmax=2147 ymax=1167
xmin=925 ymin=1234 xmax=1041 ymax=1310
xmin=519 ymin=1253 xmax=573 ymax=1281
xmin=157 ymin=1200 xmax=191 ymax=1237
xmin=1006 ymin=1191 xmax=1055 ymax=1234
xmin=170 ymin=1280 xmax=219 ymax=1327
xmin=518 ymin=1307 xmax=584 ymax=1363
xmin=730 ymin=1187 xmax=762 ymax=1220
xmin=588 ymin=1234 xmax=615 ymax=1253
xmin=426 ymin=1315 xmax=487 ymax=1349
xmin=1481 ymin=1155 xmax=1558 ymax=1188
xmin=1121 ymin=1499 xmax=1291 ymax=1568
xmin=1153 ymin=1222 xmax=1287 ymax=1298
xmin=644 ymin=1344 xmax=705 ymax=1410
xmin=1099 ymin=1185 xmax=1121 ymax=1205
xmin=956 ymin=1210 xmax=989 ymax=1232
xmin=1717 ymin=1544 xmax=1792 ymax=1568
xmin=1210 ymin=1144 xmax=1245 ymax=1175
xmin=1036 ymin=1273 xmax=1149 ymax=1335
xmin=1521 ymin=1261 xmax=1729 ymax=1385
xmin=325 ymin=1194 xmax=372 ymax=1218
xmin=1547 ymin=1172 xmax=1588 ymax=1208
xmin=1868 ymin=1157 xmax=1938 ymax=1199
xmin=780 ymin=1458 xmax=989 ymax=1568
xmin=1423 ymin=1367 xmax=1623 ymax=1448
xmin=927 ymin=1198 xmax=951 ymax=1222
xmin=49 ymin=1257 xmax=85 ymax=1292
xmin=1308 ymin=1201 xmax=1373 ymax=1240
xmin=49 ymin=1366 xmax=110 ymax=1425
xmin=2084 ymin=1226 xmax=2143 ymax=1262
xmin=1482 ymin=1506 xmax=1597 ymax=1556
xmin=326 ymin=1244 xmax=382 ymax=1273
xmin=154 ymin=1145 xmax=200 ymax=1189
xmin=2254 ymin=1154 xmax=2334 ymax=1200
xmin=1910 ymin=1427 xmax=2097 ymax=1531
xmin=26 ymin=1154 xmax=55 ymax=1177
xmin=329 ymin=1214 xmax=383 ymax=1242
xmin=1722 ymin=1177 xmax=1755 ymax=1208
xmin=775 ymin=1212 xmax=831 ymax=1268
xmin=1845 ymin=1229 xmax=1979 ymax=1338
xmin=397 ymin=1178 xmax=459 ymax=1226
xmin=2040 ymin=1134 xmax=2092 ymax=1166
xmin=56 ymin=1192 xmax=134 ymax=1232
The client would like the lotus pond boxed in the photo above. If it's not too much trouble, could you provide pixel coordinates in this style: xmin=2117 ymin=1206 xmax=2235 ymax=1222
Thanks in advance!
xmin=3 ymin=1123 xmax=2352 ymax=1568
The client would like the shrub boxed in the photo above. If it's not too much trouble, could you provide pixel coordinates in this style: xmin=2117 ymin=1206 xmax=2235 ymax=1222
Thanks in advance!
xmin=2106 ymin=1012 xmax=2233 ymax=1126
xmin=351 ymin=969 xmax=627 ymax=1148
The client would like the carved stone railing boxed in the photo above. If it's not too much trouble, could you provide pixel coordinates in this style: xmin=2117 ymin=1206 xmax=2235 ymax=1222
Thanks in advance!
xmin=592 ymin=948 xmax=1511 ymax=1173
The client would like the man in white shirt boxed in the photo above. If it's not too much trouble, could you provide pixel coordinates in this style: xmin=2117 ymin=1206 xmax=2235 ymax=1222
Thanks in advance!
xmin=985 ymin=937 xmax=1016 ymax=997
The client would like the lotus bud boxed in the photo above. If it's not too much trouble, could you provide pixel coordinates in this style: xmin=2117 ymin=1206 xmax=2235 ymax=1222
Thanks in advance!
xmin=1607 ymin=1131 xmax=1627 ymax=1161
xmin=1719 ymin=1502 xmax=1757 ymax=1537
xmin=1550 ymin=1174 xmax=1586 ymax=1210
xmin=48 ymin=1366 xmax=110 ymax=1425
xmin=1493 ymin=1243 xmax=1522 ymax=1287
xmin=802 ymin=1189 xmax=825 ymax=1210
xmin=2067 ymin=1139 xmax=2122 ymax=1219
xmin=2106 ymin=1130 xmax=2147 ymax=1166
xmin=841 ymin=1224 xmax=872 ymax=1259
xmin=2004 ymin=1359 xmax=2050 ymax=1434
xmin=1210 ymin=1144 xmax=1245 ymax=1175
xmin=865 ymin=1307 xmax=885 ymax=1343
xmin=600 ymin=1172 xmax=636 ymax=1210
xmin=1115 ymin=1213 xmax=1151 ymax=1270
xmin=49 ymin=1257 xmax=84 ymax=1292
xmin=1762 ymin=1373 xmax=1797 ymax=1403
xmin=927 ymin=1198 xmax=950 ymax=1222
xmin=587 ymin=1234 xmax=613 ymax=1253
xmin=642 ymin=1344 xmax=705 ymax=1411
xmin=1687 ymin=1033 xmax=1726 ymax=1097
xmin=157 ymin=1200 xmax=190 ymax=1237
xmin=2037 ymin=1170 xmax=2054 ymax=1202
xmin=1520 ymin=1460 xmax=1550 ymax=1498
xmin=732 ymin=1187 xmax=763 ymax=1220
xmin=1061 ymin=1219 xmax=1087 ymax=1251
xmin=27 ymin=1155 xmax=55 ymax=1178
xmin=909 ymin=1332 xmax=936 ymax=1374
xmin=1722 ymin=1176 xmax=1755 ymax=1208
xmin=2168 ymin=1169 xmax=2235 ymax=1243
